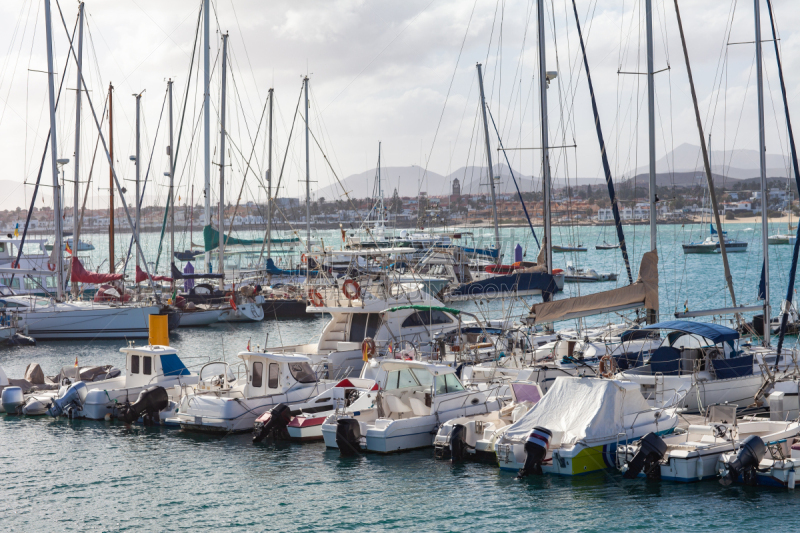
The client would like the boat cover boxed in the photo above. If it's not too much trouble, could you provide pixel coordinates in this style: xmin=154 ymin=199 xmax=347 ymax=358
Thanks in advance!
xmin=529 ymin=250 xmax=658 ymax=324
xmin=621 ymin=320 xmax=739 ymax=346
xmin=203 ymin=225 xmax=299 ymax=251
xmin=171 ymin=262 xmax=223 ymax=280
xmin=502 ymin=377 xmax=651 ymax=445
xmin=135 ymin=266 xmax=173 ymax=284
xmin=71 ymin=257 xmax=123 ymax=283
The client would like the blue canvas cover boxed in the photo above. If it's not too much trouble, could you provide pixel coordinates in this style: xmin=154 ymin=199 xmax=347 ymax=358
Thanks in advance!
xmin=621 ymin=320 xmax=739 ymax=346
xmin=160 ymin=354 xmax=190 ymax=377
xmin=710 ymin=353 xmax=754 ymax=380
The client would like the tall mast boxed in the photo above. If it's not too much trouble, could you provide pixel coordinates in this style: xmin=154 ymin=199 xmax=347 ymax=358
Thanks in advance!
xmin=108 ymin=83 xmax=114 ymax=273
xmin=755 ymin=0 xmax=770 ymax=346
xmin=218 ymin=33 xmax=228 ymax=285
xmin=537 ymin=0 xmax=552 ymax=274
xmin=168 ymin=79 xmax=175 ymax=292
xmin=377 ymin=141 xmax=385 ymax=232
xmin=476 ymin=63 xmax=501 ymax=259
xmin=646 ymin=0 xmax=658 ymax=323
xmin=44 ymin=0 xmax=63 ymax=301
xmin=203 ymin=0 xmax=211 ymax=273
xmin=134 ymin=92 xmax=142 ymax=281
xmin=304 ymin=76 xmax=311 ymax=253
xmin=71 ymin=1 xmax=84 ymax=298
xmin=266 ymin=88 xmax=273 ymax=267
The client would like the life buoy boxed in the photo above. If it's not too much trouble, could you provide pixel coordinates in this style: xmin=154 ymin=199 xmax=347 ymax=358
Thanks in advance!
xmin=47 ymin=262 xmax=56 ymax=272
xmin=342 ymin=279 xmax=360 ymax=300
xmin=301 ymin=253 xmax=308 ymax=264
xmin=308 ymin=289 xmax=324 ymax=307
xmin=10 ymin=260 xmax=19 ymax=269
xmin=361 ymin=337 xmax=376 ymax=361
xmin=599 ymin=354 xmax=617 ymax=378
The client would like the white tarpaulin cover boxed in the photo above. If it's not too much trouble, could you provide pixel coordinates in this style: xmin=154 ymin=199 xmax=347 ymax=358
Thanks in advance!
xmin=502 ymin=377 xmax=652 ymax=445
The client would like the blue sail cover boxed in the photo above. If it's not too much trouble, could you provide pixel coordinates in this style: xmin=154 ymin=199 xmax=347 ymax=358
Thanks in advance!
xmin=621 ymin=320 xmax=739 ymax=346
xmin=266 ymin=258 xmax=319 ymax=276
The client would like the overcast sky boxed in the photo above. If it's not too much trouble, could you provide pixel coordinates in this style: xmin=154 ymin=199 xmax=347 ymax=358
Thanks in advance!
xmin=0 ymin=0 xmax=797 ymax=213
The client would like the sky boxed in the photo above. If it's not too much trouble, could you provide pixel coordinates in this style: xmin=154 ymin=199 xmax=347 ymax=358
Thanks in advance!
xmin=0 ymin=0 xmax=797 ymax=214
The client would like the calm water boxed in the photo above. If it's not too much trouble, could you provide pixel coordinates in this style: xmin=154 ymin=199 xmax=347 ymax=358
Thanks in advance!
xmin=3 ymin=221 xmax=800 ymax=531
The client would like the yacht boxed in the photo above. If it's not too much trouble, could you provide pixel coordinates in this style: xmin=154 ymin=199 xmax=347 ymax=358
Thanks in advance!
xmin=682 ymin=225 xmax=748 ymax=254
xmin=167 ymin=352 xmax=335 ymax=433
xmin=321 ymin=359 xmax=503 ymax=454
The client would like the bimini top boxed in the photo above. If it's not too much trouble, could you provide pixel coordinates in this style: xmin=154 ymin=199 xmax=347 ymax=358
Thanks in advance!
xmin=620 ymin=320 xmax=739 ymax=345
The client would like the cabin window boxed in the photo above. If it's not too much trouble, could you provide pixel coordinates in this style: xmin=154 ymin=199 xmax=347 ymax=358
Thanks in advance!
xmin=143 ymin=356 xmax=152 ymax=375
xmin=268 ymin=363 xmax=279 ymax=388
xmin=385 ymin=369 xmax=418 ymax=390
xmin=402 ymin=310 xmax=452 ymax=328
xmin=435 ymin=373 xmax=465 ymax=394
xmin=24 ymin=277 xmax=39 ymax=290
xmin=401 ymin=312 xmax=424 ymax=328
xmin=252 ymin=362 xmax=263 ymax=388
xmin=0 ymin=278 xmax=20 ymax=289
xmin=348 ymin=313 xmax=370 ymax=342
xmin=365 ymin=314 xmax=381 ymax=339
xmin=410 ymin=368 xmax=433 ymax=388
xmin=46 ymin=276 xmax=57 ymax=288
xmin=289 ymin=362 xmax=317 ymax=384
xmin=131 ymin=355 xmax=140 ymax=374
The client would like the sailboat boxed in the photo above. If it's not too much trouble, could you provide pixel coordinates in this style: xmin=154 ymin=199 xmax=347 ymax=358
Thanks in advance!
xmin=768 ymin=193 xmax=795 ymax=244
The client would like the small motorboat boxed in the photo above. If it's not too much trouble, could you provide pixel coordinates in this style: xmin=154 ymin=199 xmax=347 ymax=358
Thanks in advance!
xmin=563 ymin=262 xmax=617 ymax=282
xmin=552 ymin=244 xmax=587 ymax=253
xmin=596 ymin=242 xmax=620 ymax=250
xmin=717 ymin=434 xmax=800 ymax=488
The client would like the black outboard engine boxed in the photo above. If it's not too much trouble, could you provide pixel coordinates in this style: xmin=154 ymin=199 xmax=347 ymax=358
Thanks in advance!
xmin=719 ymin=435 xmax=766 ymax=486
xmin=450 ymin=424 xmax=468 ymax=463
xmin=517 ymin=426 xmax=552 ymax=478
xmin=622 ymin=432 xmax=668 ymax=480
xmin=252 ymin=403 xmax=293 ymax=443
xmin=335 ymin=418 xmax=362 ymax=456
xmin=119 ymin=386 xmax=169 ymax=425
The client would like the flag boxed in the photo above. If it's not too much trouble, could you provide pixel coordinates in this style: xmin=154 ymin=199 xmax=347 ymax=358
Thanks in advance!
xmin=362 ymin=342 xmax=369 ymax=362
xmin=74 ymin=356 xmax=78 ymax=368
xmin=13 ymin=223 xmax=18 ymax=237
xmin=65 ymin=241 xmax=72 ymax=255
xmin=247 ymin=339 xmax=251 ymax=351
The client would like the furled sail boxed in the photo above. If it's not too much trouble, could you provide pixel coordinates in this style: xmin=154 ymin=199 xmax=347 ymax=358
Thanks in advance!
xmin=529 ymin=251 xmax=658 ymax=324
xmin=70 ymin=257 xmax=123 ymax=284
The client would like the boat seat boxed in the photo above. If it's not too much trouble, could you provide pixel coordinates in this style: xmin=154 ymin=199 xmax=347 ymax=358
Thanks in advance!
xmin=408 ymin=396 xmax=429 ymax=416
xmin=384 ymin=395 xmax=412 ymax=417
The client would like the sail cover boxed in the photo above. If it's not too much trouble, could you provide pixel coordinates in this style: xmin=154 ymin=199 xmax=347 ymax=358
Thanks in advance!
xmin=135 ymin=266 xmax=173 ymax=283
xmin=502 ymin=377 xmax=652 ymax=445
xmin=70 ymin=257 xmax=123 ymax=284
xmin=529 ymin=250 xmax=658 ymax=324
xmin=203 ymin=225 xmax=299 ymax=251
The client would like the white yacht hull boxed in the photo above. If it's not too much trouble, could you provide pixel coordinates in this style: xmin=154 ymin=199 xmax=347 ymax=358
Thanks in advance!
xmin=78 ymin=376 xmax=197 ymax=420
xmin=178 ymin=308 xmax=228 ymax=326
xmin=18 ymin=303 xmax=159 ymax=339
xmin=218 ymin=302 xmax=264 ymax=323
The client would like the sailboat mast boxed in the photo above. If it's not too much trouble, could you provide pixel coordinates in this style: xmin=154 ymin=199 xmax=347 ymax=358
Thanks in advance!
xmin=266 ymin=88 xmax=273 ymax=265
xmin=108 ymin=83 xmax=115 ymax=273
xmin=134 ymin=92 xmax=142 ymax=278
xmin=755 ymin=0 xmax=770 ymax=346
xmin=203 ymin=0 xmax=211 ymax=273
xmin=44 ymin=0 xmax=64 ymax=301
xmin=304 ymin=76 xmax=311 ymax=253
xmin=72 ymin=1 xmax=84 ymax=298
xmin=645 ymin=0 xmax=658 ymax=323
xmin=218 ymin=33 xmax=228 ymax=285
xmin=536 ymin=0 xmax=552 ymax=274
xmin=377 ymin=141 xmax=385 ymax=230
xmin=168 ymin=79 xmax=175 ymax=292
xmin=476 ymin=63 xmax=501 ymax=260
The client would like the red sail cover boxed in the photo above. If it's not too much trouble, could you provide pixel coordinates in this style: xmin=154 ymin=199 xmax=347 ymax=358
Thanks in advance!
xmin=135 ymin=265 xmax=173 ymax=283
xmin=71 ymin=257 xmax=124 ymax=283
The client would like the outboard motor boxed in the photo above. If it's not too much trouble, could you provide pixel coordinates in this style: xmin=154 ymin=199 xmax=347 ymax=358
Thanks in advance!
xmin=252 ymin=403 xmax=292 ymax=443
xmin=1 ymin=386 xmax=24 ymax=415
xmin=517 ymin=426 xmax=552 ymax=478
xmin=119 ymin=386 xmax=169 ymax=425
xmin=622 ymin=432 xmax=668 ymax=480
xmin=719 ymin=435 xmax=766 ymax=486
xmin=449 ymin=424 xmax=469 ymax=463
xmin=335 ymin=418 xmax=362 ymax=456
xmin=47 ymin=381 xmax=88 ymax=418
xmin=6 ymin=333 xmax=36 ymax=346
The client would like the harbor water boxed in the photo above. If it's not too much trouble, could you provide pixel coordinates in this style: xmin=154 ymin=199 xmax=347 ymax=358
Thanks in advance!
xmin=2 ymin=221 xmax=800 ymax=531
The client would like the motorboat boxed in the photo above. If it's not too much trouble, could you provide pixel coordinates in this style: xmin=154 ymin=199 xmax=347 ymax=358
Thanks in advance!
xmin=177 ymin=304 xmax=229 ymax=327
xmin=167 ymin=352 xmax=335 ymax=433
xmin=321 ymin=359 xmax=503 ymax=454
xmin=596 ymin=242 xmax=620 ymax=250
xmin=716 ymin=433 xmax=800 ymax=488
xmin=433 ymin=380 xmax=543 ymax=462
xmin=682 ymin=225 xmax=747 ymax=254
xmin=494 ymin=376 xmax=678 ymax=476
xmin=563 ymin=262 xmax=617 ymax=282
xmin=616 ymin=321 xmax=788 ymax=414
xmin=617 ymin=405 xmax=800 ymax=482
xmin=552 ymin=244 xmax=587 ymax=253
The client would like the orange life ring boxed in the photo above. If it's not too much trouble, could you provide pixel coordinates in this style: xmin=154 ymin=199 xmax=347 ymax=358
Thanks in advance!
xmin=308 ymin=289 xmax=324 ymax=307
xmin=10 ymin=260 xmax=19 ymax=269
xmin=599 ymin=354 xmax=617 ymax=378
xmin=342 ymin=279 xmax=360 ymax=300
xmin=47 ymin=262 xmax=56 ymax=272
xmin=301 ymin=253 xmax=308 ymax=264
xmin=361 ymin=337 xmax=376 ymax=361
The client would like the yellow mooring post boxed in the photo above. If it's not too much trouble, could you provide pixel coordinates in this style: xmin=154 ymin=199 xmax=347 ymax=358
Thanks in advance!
xmin=149 ymin=314 xmax=169 ymax=346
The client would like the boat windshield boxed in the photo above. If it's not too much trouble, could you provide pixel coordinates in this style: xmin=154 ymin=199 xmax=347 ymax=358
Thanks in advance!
xmin=0 ymin=285 xmax=13 ymax=296
xmin=384 ymin=368 xmax=433 ymax=390
xmin=199 ymin=362 xmax=235 ymax=383
xmin=289 ymin=362 xmax=317 ymax=383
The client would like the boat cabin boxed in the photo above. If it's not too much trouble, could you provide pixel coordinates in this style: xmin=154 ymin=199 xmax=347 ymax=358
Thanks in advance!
xmin=120 ymin=345 xmax=191 ymax=388
xmin=618 ymin=320 xmax=752 ymax=379
xmin=239 ymin=352 xmax=318 ymax=398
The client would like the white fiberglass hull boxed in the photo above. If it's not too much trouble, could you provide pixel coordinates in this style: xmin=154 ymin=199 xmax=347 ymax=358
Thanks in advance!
xmin=77 ymin=376 xmax=198 ymax=420
xmin=218 ymin=302 xmax=264 ymax=323
xmin=178 ymin=308 xmax=228 ymax=326
xmin=18 ymin=303 xmax=159 ymax=339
